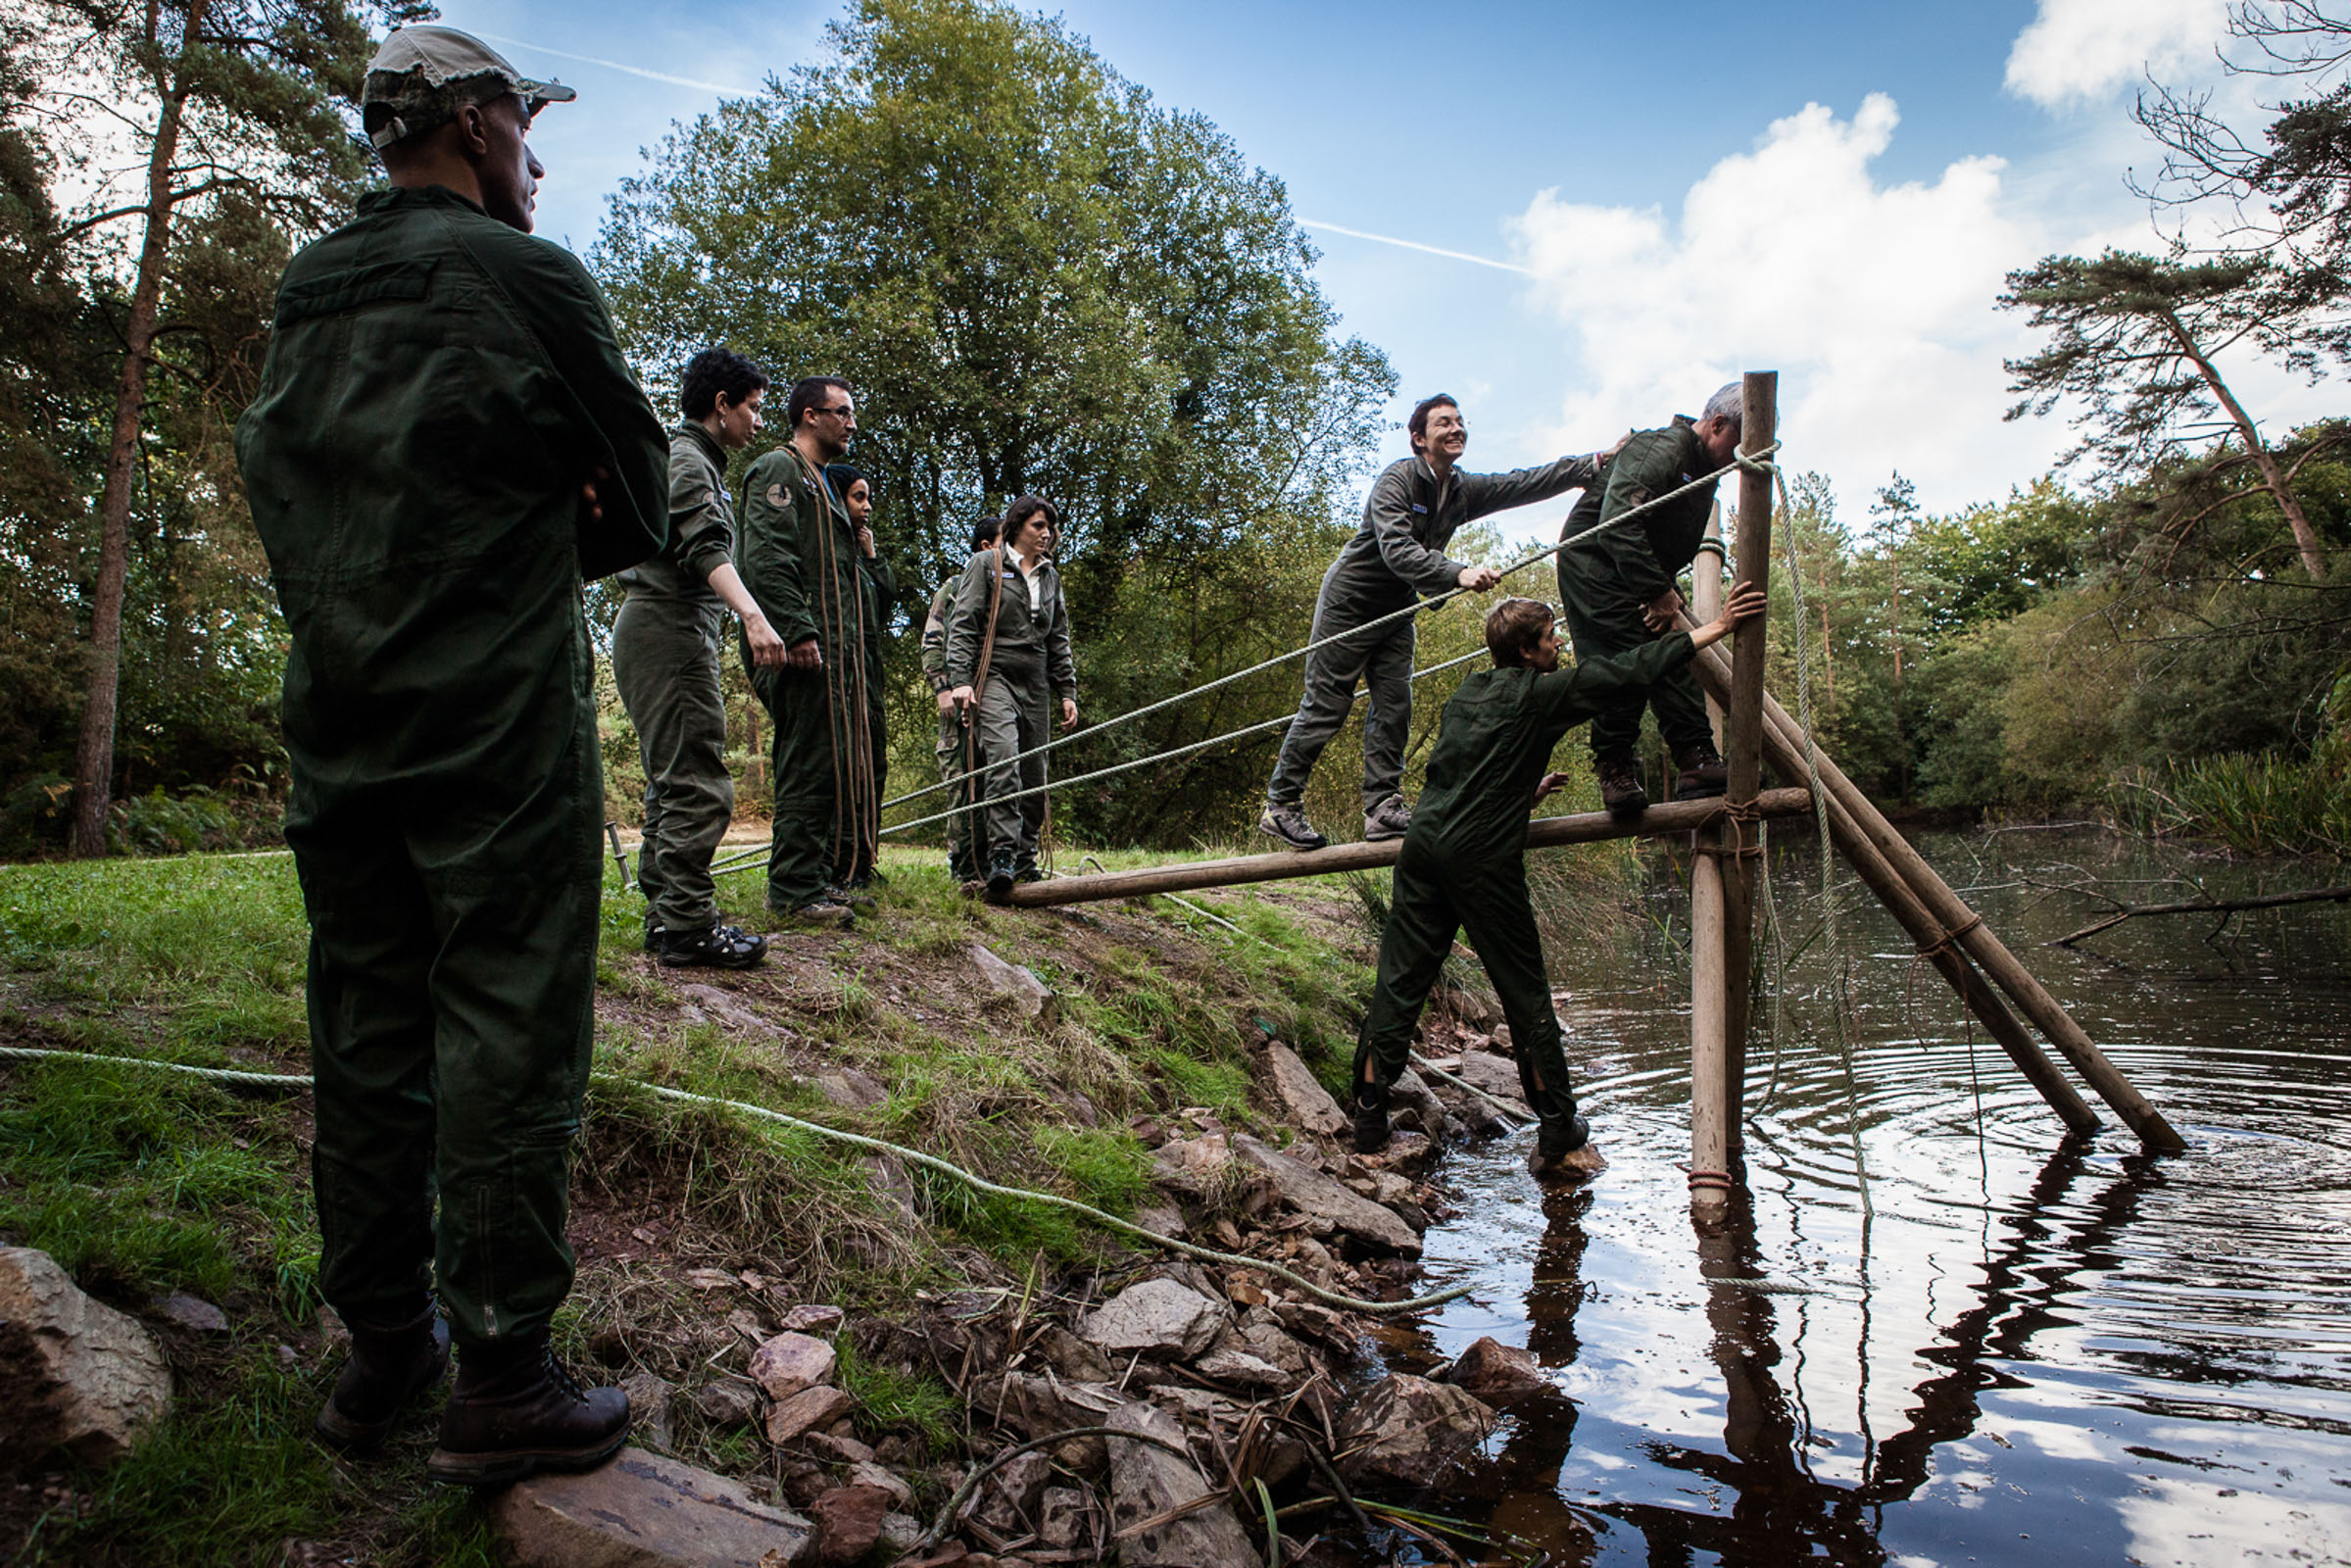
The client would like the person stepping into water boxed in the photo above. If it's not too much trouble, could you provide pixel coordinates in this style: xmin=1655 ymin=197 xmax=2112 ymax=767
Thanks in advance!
xmin=1349 ymin=583 xmax=1767 ymax=1176
xmin=1554 ymin=382 xmax=1744 ymax=814
xmin=1258 ymin=393 xmax=1620 ymax=852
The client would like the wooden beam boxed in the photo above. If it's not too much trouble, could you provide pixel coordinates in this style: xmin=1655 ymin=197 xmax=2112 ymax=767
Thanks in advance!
xmin=1004 ymin=789 xmax=1818 ymax=908
xmin=1684 ymin=640 xmax=2129 ymax=1147
xmin=1717 ymin=371 xmax=1777 ymax=1169
xmin=1690 ymin=501 xmax=1734 ymax=1205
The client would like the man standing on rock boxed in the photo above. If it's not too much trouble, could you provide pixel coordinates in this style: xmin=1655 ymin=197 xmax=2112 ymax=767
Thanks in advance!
xmin=1553 ymin=382 xmax=1744 ymax=814
xmin=737 ymin=378 xmax=871 ymax=925
xmin=1259 ymin=395 xmax=1618 ymax=852
xmin=1348 ymin=584 xmax=1767 ymax=1174
xmin=235 ymin=25 xmax=660 ymax=1482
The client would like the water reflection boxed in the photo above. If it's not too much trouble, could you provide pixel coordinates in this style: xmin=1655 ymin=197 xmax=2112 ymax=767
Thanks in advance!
xmin=1406 ymin=832 xmax=2351 ymax=1567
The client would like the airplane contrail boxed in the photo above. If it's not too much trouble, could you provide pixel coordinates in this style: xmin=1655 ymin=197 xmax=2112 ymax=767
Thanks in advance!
xmin=471 ymin=32 xmax=744 ymax=96
xmin=1299 ymin=218 xmax=1535 ymax=276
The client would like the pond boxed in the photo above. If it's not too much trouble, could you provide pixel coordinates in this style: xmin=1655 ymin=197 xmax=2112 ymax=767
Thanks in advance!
xmin=1396 ymin=829 xmax=2351 ymax=1567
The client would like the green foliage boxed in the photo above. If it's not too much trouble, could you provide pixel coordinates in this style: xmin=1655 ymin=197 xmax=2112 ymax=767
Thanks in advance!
xmin=592 ymin=0 xmax=1396 ymax=843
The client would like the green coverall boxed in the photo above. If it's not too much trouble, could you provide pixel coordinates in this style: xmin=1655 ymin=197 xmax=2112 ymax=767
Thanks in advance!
xmin=1552 ymin=416 xmax=1720 ymax=764
xmin=920 ymin=580 xmax=975 ymax=880
xmin=736 ymin=447 xmax=878 ymax=910
xmin=1266 ymin=451 xmax=1602 ymax=812
xmin=234 ymin=184 xmax=667 ymax=1350
xmin=943 ymin=549 xmax=1076 ymax=873
xmin=1353 ymin=632 xmax=1702 ymax=1134
xmin=612 ymin=421 xmax=737 ymax=935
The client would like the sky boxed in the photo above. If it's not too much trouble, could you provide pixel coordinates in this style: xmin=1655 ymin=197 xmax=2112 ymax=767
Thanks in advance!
xmin=419 ymin=0 xmax=2335 ymax=545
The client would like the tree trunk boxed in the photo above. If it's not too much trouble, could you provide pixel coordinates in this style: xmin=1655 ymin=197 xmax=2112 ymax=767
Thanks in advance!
xmin=2164 ymin=310 xmax=2327 ymax=580
xmin=67 ymin=13 xmax=201 ymax=857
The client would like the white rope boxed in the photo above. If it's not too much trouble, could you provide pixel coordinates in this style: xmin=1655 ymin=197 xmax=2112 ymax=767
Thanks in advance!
xmin=0 ymin=1044 xmax=1470 ymax=1316
xmin=867 ymin=445 xmax=1780 ymax=818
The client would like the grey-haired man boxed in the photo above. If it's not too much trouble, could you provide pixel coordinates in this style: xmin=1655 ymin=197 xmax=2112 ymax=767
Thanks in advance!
xmin=1551 ymin=382 xmax=1744 ymax=813
xmin=236 ymin=24 xmax=661 ymax=1485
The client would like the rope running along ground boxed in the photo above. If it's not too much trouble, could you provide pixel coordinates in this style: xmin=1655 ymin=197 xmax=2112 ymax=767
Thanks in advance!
xmin=0 ymin=1043 xmax=1473 ymax=1316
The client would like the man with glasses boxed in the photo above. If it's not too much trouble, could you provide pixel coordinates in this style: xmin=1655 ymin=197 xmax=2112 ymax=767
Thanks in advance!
xmin=1259 ymin=394 xmax=1619 ymax=851
xmin=737 ymin=377 xmax=868 ymax=924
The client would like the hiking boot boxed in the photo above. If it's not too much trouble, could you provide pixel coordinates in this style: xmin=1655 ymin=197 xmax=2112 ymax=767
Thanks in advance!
xmin=641 ymin=916 xmax=663 ymax=951
xmin=1362 ymin=794 xmax=1412 ymax=843
xmin=1012 ymin=865 xmax=1046 ymax=885
xmin=655 ymin=922 xmax=765 ymax=969
xmin=1258 ymin=802 xmax=1328 ymax=852
xmin=947 ymin=852 xmax=975 ymax=886
xmin=827 ymin=882 xmax=879 ymax=913
xmin=1674 ymin=740 xmax=1729 ymax=800
xmin=985 ymin=848 xmax=1017 ymax=905
xmin=425 ymin=1338 xmax=630 ymax=1488
xmin=1527 ymin=1113 xmax=1604 ymax=1179
xmin=774 ymin=899 xmax=856 ymax=929
xmin=1594 ymin=751 xmax=1647 ymax=815
xmin=315 ymin=1303 xmax=449 ymax=1452
xmin=1351 ymin=1084 xmax=1392 ymax=1155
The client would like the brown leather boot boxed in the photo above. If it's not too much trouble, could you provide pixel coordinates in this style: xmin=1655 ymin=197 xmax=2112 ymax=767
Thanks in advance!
xmin=425 ymin=1337 xmax=630 ymax=1487
xmin=1674 ymin=740 xmax=1729 ymax=800
xmin=315 ymin=1303 xmax=450 ymax=1451
xmin=1594 ymin=751 xmax=1647 ymax=814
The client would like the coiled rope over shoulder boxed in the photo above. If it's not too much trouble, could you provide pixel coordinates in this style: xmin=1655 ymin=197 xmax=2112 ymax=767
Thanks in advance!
xmin=0 ymin=1044 xmax=1471 ymax=1316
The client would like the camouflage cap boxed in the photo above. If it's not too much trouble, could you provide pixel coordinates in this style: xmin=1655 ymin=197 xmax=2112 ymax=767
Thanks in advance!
xmin=361 ymin=25 xmax=576 ymax=151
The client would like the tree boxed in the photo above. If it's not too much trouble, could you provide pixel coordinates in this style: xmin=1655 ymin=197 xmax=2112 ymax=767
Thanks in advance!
xmin=35 ymin=0 xmax=399 ymax=857
xmin=1999 ymin=248 xmax=2331 ymax=581
xmin=593 ymin=0 xmax=1395 ymax=842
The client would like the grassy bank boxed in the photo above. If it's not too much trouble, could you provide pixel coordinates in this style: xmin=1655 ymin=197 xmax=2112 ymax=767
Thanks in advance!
xmin=5 ymin=834 xmax=1590 ymax=1565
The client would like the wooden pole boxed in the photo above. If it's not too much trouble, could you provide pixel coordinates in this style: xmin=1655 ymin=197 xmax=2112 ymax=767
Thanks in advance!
xmin=1683 ymin=640 xmax=2111 ymax=1143
xmin=1689 ymin=504 xmax=1733 ymax=1206
xmin=1004 ymin=789 xmax=1817 ymax=908
xmin=1718 ymin=372 xmax=1777 ymax=1152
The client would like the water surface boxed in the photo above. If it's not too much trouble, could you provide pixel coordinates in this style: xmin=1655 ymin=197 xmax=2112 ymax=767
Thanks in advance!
xmin=1402 ymin=830 xmax=2351 ymax=1567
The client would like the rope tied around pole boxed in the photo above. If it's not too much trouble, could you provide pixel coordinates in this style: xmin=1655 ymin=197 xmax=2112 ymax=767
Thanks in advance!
xmin=1914 ymin=911 xmax=1986 ymax=962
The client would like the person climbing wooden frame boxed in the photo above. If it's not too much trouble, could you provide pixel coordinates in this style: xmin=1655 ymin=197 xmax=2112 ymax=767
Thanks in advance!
xmin=1349 ymin=582 xmax=1770 ymax=1174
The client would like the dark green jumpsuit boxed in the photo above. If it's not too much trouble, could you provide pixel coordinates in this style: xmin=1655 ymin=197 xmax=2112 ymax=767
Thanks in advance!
xmin=1266 ymin=451 xmax=1601 ymax=812
xmin=736 ymin=447 xmax=877 ymax=910
xmin=233 ymin=184 xmax=667 ymax=1350
xmin=612 ymin=422 xmax=737 ymax=935
xmin=1353 ymin=632 xmax=1701 ymax=1134
xmin=1553 ymin=416 xmax=1720 ymax=763
xmin=942 ymin=549 xmax=1076 ymax=873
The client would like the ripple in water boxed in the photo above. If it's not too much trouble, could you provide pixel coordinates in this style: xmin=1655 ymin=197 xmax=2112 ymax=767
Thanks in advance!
xmin=1387 ymin=832 xmax=2351 ymax=1567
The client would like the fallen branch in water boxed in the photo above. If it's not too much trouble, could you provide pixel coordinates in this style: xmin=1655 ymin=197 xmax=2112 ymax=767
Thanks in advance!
xmin=2047 ymin=885 xmax=2351 ymax=947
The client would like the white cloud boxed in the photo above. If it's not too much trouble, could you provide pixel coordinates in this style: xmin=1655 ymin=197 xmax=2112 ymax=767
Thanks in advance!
xmin=2004 ymin=0 xmax=2228 ymax=109
xmin=1505 ymin=94 xmax=2061 ymax=515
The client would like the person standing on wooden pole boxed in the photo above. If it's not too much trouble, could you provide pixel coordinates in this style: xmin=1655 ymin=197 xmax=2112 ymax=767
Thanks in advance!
xmin=1349 ymin=583 xmax=1768 ymax=1176
xmin=1258 ymin=396 xmax=1618 ymax=852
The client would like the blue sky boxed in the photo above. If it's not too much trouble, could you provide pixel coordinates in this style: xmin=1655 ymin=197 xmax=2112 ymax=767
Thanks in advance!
xmin=438 ymin=0 xmax=2325 ymax=543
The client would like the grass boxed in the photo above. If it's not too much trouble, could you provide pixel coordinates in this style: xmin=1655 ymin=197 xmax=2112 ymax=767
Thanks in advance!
xmin=0 ymin=833 xmax=1405 ymax=1563
xmin=2109 ymin=754 xmax=2351 ymax=858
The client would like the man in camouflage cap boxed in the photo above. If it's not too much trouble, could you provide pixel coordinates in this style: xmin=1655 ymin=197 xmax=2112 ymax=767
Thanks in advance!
xmin=236 ymin=24 xmax=663 ymax=1486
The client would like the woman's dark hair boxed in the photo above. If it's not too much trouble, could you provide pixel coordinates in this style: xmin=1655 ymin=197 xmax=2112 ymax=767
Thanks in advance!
xmin=971 ymin=515 xmax=1004 ymax=552
xmin=680 ymin=345 xmax=768 ymax=420
xmin=1407 ymin=393 xmax=1459 ymax=448
xmin=787 ymin=375 xmax=855 ymax=430
xmin=1004 ymin=494 xmax=1058 ymax=538
xmin=1484 ymin=596 xmax=1555 ymax=667
xmin=824 ymin=463 xmax=869 ymax=501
